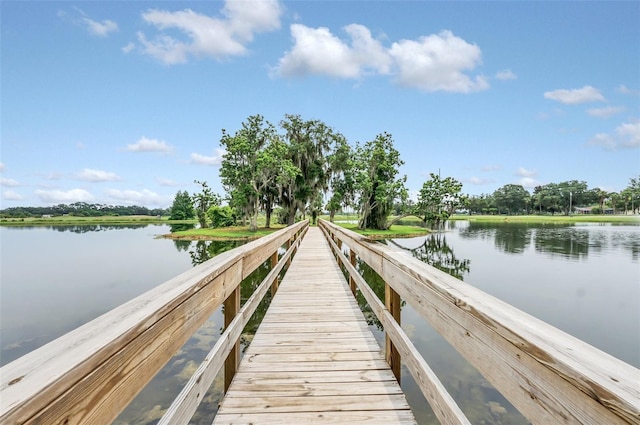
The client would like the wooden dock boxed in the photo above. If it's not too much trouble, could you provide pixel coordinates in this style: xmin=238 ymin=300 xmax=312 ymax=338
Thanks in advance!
xmin=213 ymin=227 xmax=416 ymax=424
xmin=3 ymin=219 xmax=637 ymax=425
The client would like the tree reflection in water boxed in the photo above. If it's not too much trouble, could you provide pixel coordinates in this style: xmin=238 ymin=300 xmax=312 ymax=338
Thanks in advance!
xmin=388 ymin=232 xmax=470 ymax=280
xmin=534 ymin=227 xmax=590 ymax=260
xmin=122 ymin=239 xmax=279 ymax=425
xmin=186 ymin=239 xmax=280 ymax=346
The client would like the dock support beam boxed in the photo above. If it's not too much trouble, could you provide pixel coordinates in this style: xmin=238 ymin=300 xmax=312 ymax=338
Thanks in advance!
xmin=385 ymin=283 xmax=401 ymax=383
xmin=270 ymin=251 xmax=279 ymax=296
xmin=349 ymin=250 xmax=357 ymax=295
xmin=223 ymin=287 xmax=240 ymax=392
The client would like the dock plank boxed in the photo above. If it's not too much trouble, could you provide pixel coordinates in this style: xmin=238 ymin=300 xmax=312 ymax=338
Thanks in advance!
xmin=213 ymin=227 xmax=416 ymax=424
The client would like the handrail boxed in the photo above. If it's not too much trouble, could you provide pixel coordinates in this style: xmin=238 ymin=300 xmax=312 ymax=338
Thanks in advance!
xmin=320 ymin=223 xmax=471 ymax=425
xmin=318 ymin=219 xmax=640 ymax=425
xmin=0 ymin=220 xmax=308 ymax=425
xmin=158 ymin=224 xmax=308 ymax=424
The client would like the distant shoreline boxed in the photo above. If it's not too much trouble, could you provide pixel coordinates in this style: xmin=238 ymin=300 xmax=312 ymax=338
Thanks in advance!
xmin=449 ymin=214 xmax=639 ymax=224
xmin=0 ymin=216 xmax=194 ymax=226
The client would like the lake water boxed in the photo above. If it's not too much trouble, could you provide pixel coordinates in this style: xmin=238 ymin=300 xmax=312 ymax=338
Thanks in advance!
xmin=1 ymin=221 xmax=638 ymax=424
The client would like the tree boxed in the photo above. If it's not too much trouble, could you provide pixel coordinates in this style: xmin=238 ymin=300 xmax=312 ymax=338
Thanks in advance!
xmin=279 ymin=114 xmax=346 ymax=225
xmin=534 ymin=183 xmax=562 ymax=214
xmin=192 ymin=180 xmax=221 ymax=228
xmin=169 ymin=191 xmax=195 ymax=220
xmin=417 ymin=173 xmax=465 ymax=227
xmin=219 ymin=115 xmax=298 ymax=231
xmin=326 ymin=141 xmax=355 ymax=222
xmin=625 ymin=176 xmax=640 ymax=214
xmin=493 ymin=184 xmax=529 ymax=215
xmin=588 ymin=187 xmax=609 ymax=214
xmin=558 ymin=180 xmax=588 ymax=215
xmin=467 ymin=194 xmax=495 ymax=215
xmin=353 ymin=132 xmax=406 ymax=230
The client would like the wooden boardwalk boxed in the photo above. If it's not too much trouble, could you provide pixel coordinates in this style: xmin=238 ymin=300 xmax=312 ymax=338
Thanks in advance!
xmin=213 ymin=227 xmax=416 ymax=424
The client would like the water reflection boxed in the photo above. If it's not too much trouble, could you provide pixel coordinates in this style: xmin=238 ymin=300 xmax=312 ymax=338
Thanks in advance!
xmin=117 ymin=239 xmax=277 ymax=425
xmin=354 ymin=260 xmax=386 ymax=331
xmin=534 ymin=227 xmax=590 ymax=260
xmin=459 ymin=222 xmax=534 ymax=254
xmin=8 ymin=224 xmax=149 ymax=233
xmin=189 ymin=240 xmax=243 ymax=266
xmin=389 ymin=233 xmax=470 ymax=280
xmin=169 ymin=223 xmax=196 ymax=233
xmin=457 ymin=222 xmax=640 ymax=260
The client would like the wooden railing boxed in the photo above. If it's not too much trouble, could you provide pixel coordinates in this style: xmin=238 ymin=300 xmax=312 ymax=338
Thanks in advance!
xmin=318 ymin=219 xmax=640 ymax=425
xmin=0 ymin=220 xmax=308 ymax=425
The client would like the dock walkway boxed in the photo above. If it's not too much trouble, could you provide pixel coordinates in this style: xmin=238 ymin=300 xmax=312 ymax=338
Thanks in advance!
xmin=213 ymin=227 xmax=416 ymax=424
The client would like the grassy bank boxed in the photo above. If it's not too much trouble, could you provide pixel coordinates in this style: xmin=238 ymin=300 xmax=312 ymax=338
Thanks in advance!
xmin=449 ymin=214 xmax=640 ymax=224
xmin=0 ymin=215 xmax=195 ymax=226
xmin=331 ymin=223 xmax=429 ymax=239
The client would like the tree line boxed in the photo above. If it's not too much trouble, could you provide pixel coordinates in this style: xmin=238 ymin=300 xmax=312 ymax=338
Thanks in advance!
xmin=465 ymin=178 xmax=640 ymax=216
xmin=168 ymin=114 xmax=640 ymax=231
xmin=0 ymin=202 xmax=168 ymax=218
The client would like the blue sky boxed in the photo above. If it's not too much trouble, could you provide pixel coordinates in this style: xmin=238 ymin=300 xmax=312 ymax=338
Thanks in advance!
xmin=2 ymin=1 xmax=639 ymax=208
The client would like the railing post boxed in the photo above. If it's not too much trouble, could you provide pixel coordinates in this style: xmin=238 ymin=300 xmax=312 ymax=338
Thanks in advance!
xmin=349 ymin=250 xmax=357 ymax=295
xmin=223 ymin=286 xmax=240 ymax=392
xmin=385 ymin=283 xmax=401 ymax=383
xmin=270 ymin=251 xmax=279 ymax=296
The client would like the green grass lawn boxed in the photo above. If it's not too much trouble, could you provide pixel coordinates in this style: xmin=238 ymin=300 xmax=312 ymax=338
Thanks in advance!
xmin=449 ymin=214 xmax=640 ymax=224
xmin=329 ymin=223 xmax=429 ymax=239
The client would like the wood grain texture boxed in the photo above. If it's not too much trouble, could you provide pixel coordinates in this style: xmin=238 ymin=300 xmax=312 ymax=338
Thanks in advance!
xmin=213 ymin=227 xmax=416 ymax=425
xmin=322 ymin=225 xmax=471 ymax=425
xmin=0 ymin=221 xmax=307 ymax=425
xmin=320 ymin=219 xmax=640 ymax=425
xmin=158 ymin=228 xmax=305 ymax=425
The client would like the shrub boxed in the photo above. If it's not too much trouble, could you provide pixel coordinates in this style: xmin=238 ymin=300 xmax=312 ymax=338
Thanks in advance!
xmin=206 ymin=205 xmax=236 ymax=228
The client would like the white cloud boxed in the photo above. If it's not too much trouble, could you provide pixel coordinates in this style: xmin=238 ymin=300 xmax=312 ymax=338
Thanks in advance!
xmin=588 ymin=133 xmax=616 ymax=150
xmin=481 ymin=164 xmax=501 ymax=172
xmin=156 ymin=177 xmax=179 ymax=186
xmin=3 ymin=190 xmax=24 ymax=201
xmin=274 ymin=26 xmax=488 ymax=93
xmin=83 ymin=17 xmax=118 ymax=37
xmin=0 ymin=177 xmax=20 ymax=187
xmin=465 ymin=176 xmax=493 ymax=185
xmin=390 ymin=30 xmax=488 ymax=93
xmin=516 ymin=167 xmax=537 ymax=178
xmin=275 ymin=24 xmax=391 ymax=79
xmin=36 ymin=189 xmax=94 ymax=203
xmin=61 ymin=8 xmax=118 ymax=37
xmin=587 ymin=106 xmax=626 ymax=118
xmin=76 ymin=168 xmax=121 ymax=182
xmin=617 ymin=84 xmax=640 ymax=96
xmin=45 ymin=172 xmax=64 ymax=181
xmin=588 ymin=120 xmax=640 ymax=150
xmin=616 ymin=122 xmax=640 ymax=148
xmin=105 ymin=188 xmax=170 ymax=207
xmin=126 ymin=136 xmax=173 ymax=153
xmin=0 ymin=163 xmax=4 ymax=172
xmin=543 ymin=85 xmax=605 ymax=104
xmin=137 ymin=0 xmax=282 ymax=64
xmin=495 ymin=69 xmax=516 ymax=80
xmin=516 ymin=177 xmax=540 ymax=189
xmin=122 ymin=42 xmax=135 ymax=54
xmin=190 ymin=149 xmax=225 ymax=166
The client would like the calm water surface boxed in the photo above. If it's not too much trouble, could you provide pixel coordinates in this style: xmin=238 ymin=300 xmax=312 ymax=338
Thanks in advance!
xmin=386 ymin=220 xmax=639 ymax=424
xmin=1 ymin=221 xmax=638 ymax=424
